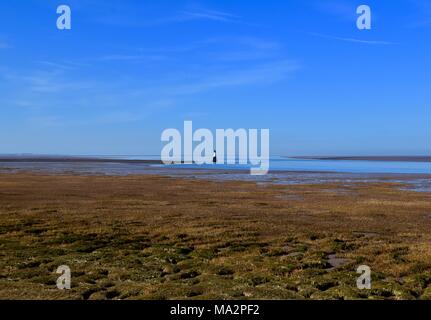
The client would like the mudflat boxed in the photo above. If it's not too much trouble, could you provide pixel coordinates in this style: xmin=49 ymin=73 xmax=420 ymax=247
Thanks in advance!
xmin=1 ymin=172 xmax=431 ymax=300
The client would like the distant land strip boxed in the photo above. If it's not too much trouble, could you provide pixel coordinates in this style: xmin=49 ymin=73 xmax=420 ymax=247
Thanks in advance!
xmin=0 ymin=156 xmax=163 ymax=164
xmin=291 ymin=156 xmax=431 ymax=162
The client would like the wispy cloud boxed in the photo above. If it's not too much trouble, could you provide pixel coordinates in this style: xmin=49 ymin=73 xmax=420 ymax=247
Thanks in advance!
xmin=1 ymin=32 xmax=295 ymax=128
xmin=308 ymin=32 xmax=394 ymax=45
xmin=148 ymin=8 xmax=242 ymax=26
xmin=180 ymin=9 xmax=241 ymax=23
xmin=1 ymin=60 xmax=174 ymax=127
xmin=100 ymin=54 xmax=167 ymax=62
xmin=16 ymin=73 xmax=94 ymax=93
xmin=167 ymin=60 xmax=299 ymax=96
xmin=204 ymin=36 xmax=282 ymax=62
xmin=93 ymin=5 xmax=243 ymax=27
xmin=2 ymin=58 xmax=103 ymax=94
xmin=26 ymin=111 xmax=147 ymax=128
xmin=0 ymin=41 xmax=10 ymax=49
xmin=100 ymin=36 xmax=282 ymax=64
xmin=36 ymin=61 xmax=77 ymax=70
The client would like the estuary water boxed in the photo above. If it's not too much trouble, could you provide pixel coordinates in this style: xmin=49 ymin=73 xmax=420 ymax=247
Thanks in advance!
xmin=157 ymin=156 xmax=431 ymax=175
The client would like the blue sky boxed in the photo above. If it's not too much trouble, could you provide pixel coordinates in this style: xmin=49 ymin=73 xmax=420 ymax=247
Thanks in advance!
xmin=1 ymin=0 xmax=431 ymax=156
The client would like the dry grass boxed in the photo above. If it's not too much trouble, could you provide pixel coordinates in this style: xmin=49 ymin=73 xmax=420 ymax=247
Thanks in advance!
xmin=1 ymin=173 xmax=431 ymax=300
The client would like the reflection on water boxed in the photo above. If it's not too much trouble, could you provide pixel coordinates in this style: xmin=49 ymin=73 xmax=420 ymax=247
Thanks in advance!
xmin=0 ymin=156 xmax=431 ymax=192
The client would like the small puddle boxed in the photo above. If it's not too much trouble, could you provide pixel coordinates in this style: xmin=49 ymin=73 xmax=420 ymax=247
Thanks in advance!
xmin=327 ymin=254 xmax=351 ymax=270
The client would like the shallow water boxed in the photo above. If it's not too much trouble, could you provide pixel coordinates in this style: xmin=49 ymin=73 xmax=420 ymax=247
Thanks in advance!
xmin=159 ymin=156 xmax=431 ymax=174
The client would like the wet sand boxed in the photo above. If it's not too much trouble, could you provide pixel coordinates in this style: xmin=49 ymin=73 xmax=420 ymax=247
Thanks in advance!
xmin=1 ymin=172 xmax=431 ymax=300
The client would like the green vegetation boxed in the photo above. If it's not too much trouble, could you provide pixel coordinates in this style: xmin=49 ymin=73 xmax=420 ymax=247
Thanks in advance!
xmin=1 ymin=173 xmax=431 ymax=300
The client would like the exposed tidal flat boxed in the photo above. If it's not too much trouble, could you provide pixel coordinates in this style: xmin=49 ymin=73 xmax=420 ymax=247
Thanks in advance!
xmin=1 ymin=155 xmax=431 ymax=193
xmin=1 ymin=169 xmax=431 ymax=300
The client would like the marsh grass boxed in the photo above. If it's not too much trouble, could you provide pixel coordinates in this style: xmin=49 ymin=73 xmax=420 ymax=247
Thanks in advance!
xmin=0 ymin=173 xmax=431 ymax=299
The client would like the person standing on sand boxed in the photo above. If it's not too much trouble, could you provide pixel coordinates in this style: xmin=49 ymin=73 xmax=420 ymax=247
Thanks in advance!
xmin=213 ymin=150 xmax=217 ymax=164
